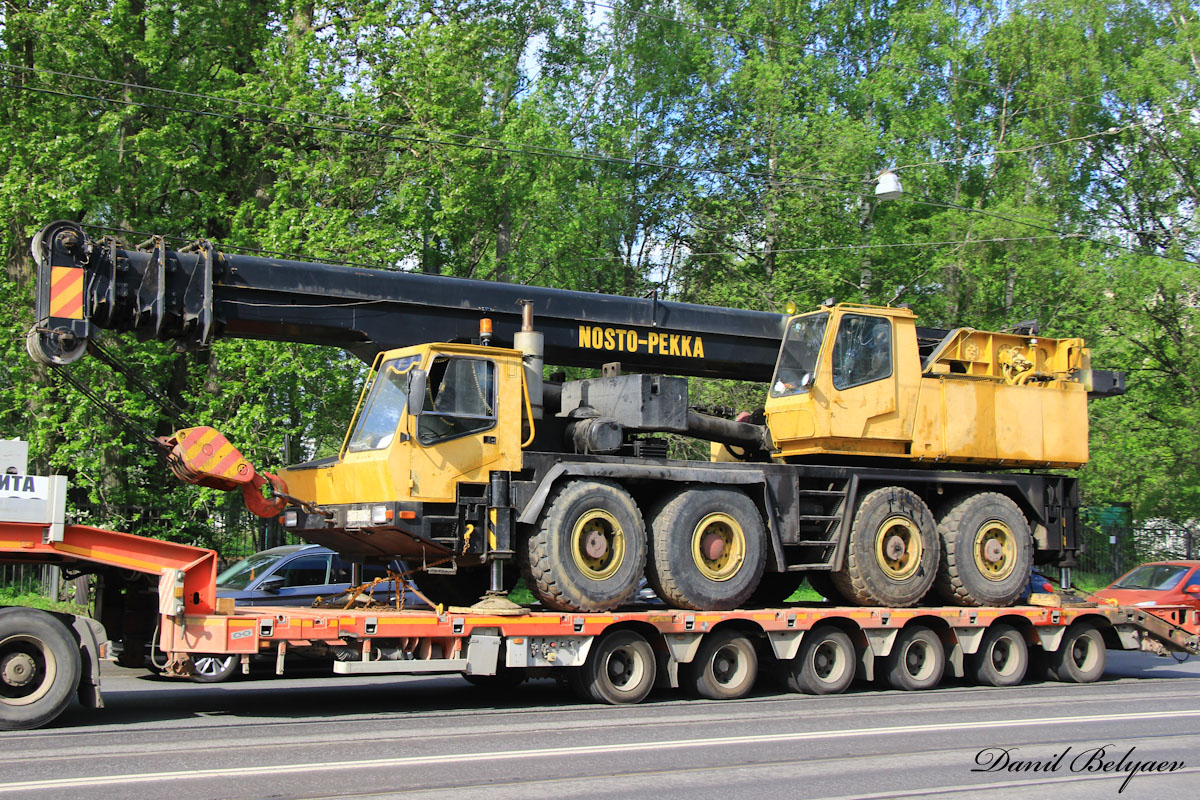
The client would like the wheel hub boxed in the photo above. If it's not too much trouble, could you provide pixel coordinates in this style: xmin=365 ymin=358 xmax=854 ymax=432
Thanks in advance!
xmin=884 ymin=534 xmax=906 ymax=561
xmin=691 ymin=513 xmax=746 ymax=582
xmin=584 ymin=529 xmax=609 ymax=560
xmin=1 ymin=652 xmax=36 ymax=687
xmin=982 ymin=539 xmax=1003 ymax=563
xmin=700 ymin=532 xmax=727 ymax=561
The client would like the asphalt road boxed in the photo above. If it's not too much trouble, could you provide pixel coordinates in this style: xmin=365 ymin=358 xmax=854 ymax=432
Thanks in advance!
xmin=1 ymin=650 xmax=1198 ymax=800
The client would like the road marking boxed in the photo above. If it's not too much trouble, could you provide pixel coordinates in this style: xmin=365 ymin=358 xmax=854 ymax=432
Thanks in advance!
xmin=3 ymin=708 xmax=1199 ymax=792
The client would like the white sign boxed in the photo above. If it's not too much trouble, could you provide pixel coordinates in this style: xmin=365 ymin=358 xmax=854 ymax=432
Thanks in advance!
xmin=0 ymin=473 xmax=48 ymax=499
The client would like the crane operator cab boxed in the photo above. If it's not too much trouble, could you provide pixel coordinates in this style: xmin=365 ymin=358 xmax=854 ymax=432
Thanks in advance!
xmin=764 ymin=303 xmax=1093 ymax=467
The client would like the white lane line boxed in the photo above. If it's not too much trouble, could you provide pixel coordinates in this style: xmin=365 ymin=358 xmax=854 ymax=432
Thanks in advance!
xmin=3 ymin=708 xmax=1199 ymax=793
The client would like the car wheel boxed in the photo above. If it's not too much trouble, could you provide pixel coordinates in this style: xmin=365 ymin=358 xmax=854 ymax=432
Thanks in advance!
xmin=190 ymin=654 xmax=240 ymax=683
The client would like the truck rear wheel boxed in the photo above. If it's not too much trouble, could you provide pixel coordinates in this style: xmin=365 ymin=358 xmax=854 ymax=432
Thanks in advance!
xmin=885 ymin=626 xmax=944 ymax=691
xmin=970 ymin=624 xmax=1028 ymax=686
xmin=832 ymin=486 xmax=938 ymax=607
xmin=572 ymin=629 xmax=656 ymax=704
xmin=524 ymin=480 xmax=646 ymax=612
xmin=647 ymin=487 xmax=766 ymax=610
xmin=0 ymin=608 xmax=81 ymax=730
xmin=934 ymin=493 xmax=1033 ymax=607
xmin=1050 ymin=623 xmax=1105 ymax=683
xmin=682 ymin=629 xmax=759 ymax=700
xmin=781 ymin=625 xmax=856 ymax=695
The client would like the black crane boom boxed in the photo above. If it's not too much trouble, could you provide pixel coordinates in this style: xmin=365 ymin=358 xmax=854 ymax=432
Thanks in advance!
xmin=29 ymin=221 xmax=784 ymax=381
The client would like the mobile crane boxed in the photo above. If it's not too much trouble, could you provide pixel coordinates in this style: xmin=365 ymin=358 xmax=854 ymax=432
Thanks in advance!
xmin=26 ymin=220 xmax=1123 ymax=616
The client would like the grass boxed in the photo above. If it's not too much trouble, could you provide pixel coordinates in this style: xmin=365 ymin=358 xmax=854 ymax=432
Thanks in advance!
xmin=0 ymin=588 xmax=91 ymax=616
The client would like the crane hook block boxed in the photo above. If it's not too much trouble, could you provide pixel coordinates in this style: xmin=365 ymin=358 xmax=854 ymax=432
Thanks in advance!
xmin=158 ymin=426 xmax=288 ymax=518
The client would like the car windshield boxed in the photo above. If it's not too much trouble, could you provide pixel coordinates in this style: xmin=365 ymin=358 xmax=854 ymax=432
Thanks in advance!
xmin=771 ymin=312 xmax=828 ymax=397
xmin=216 ymin=550 xmax=291 ymax=590
xmin=1112 ymin=564 xmax=1190 ymax=591
xmin=346 ymin=355 xmax=421 ymax=452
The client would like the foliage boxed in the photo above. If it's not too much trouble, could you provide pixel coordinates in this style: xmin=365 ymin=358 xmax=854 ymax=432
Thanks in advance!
xmin=1 ymin=0 xmax=1199 ymax=543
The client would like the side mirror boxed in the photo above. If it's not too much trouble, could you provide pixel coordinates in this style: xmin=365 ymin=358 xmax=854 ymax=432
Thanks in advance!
xmin=799 ymin=372 xmax=814 ymax=389
xmin=1184 ymin=585 xmax=1200 ymax=594
xmin=258 ymin=575 xmax=285 ymax=593
xmin=407 ymin=368 xmax=427 ymax=418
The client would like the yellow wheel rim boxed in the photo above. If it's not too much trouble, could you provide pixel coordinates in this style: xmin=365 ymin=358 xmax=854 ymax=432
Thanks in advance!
xmin=691 ymin=513 xmax=746 ymax=582
xmin=973 ymin=521 xmax=1017 ymax=581
xmin=571 ymin=509 xmax=625 ymax=580
xmin=874 ymin=516 xmax=922 ymax=581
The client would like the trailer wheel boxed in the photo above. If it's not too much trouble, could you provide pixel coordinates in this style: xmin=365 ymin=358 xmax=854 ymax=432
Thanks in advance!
xmin=647 ymin=487 xmax=766 ymax=610
xmin=1050 ymin=624 xmax=1106 ymax=683
xmin=524 ymin=480 xmax=646 ymax=612
xmin=0 ymin=608 xmax=81 ymax=730
xmin=833 ymin=487 xmax=938 ymax=607
xmin=190 ymin=654 xmax=240 ymax=683
xmin=574 ymin=629 xmax=656 ymax=704
xmin=682 ymin=629 xmax=759 ymax=700
xmin=781 ymin=625 xmax=856 ymax=695
xmin=970 ymin=624 xmax=1028 ymax=686
xmin=746 ymin=571 xmax=805 ymax=607
xmin=934 ymin=493 xmax=1033 ymax=607
xmin=885 ymin=626 xmax=944 ymax=691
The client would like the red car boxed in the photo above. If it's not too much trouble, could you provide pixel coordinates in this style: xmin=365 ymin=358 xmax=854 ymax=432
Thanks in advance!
xmin=1093 ymin=561 xmax=1200 ymax=609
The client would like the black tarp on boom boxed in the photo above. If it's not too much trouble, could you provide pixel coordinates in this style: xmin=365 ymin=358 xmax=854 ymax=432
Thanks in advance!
xmin=30 ymin=221 xmax=785 ymax=381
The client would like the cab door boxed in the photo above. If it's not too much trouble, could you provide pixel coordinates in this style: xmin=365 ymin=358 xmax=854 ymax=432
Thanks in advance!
xmin=405 ymin=353 xmax=503 ymax=501
xmin=826 ymin=312 xmax=901 ymax=444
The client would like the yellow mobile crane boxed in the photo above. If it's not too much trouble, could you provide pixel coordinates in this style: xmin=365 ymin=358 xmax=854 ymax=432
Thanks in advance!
xmin=27 ymin=221 xmax=1123 ymax=614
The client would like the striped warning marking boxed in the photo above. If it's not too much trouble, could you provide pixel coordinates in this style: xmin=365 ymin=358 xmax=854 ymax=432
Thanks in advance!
xmin=178 ymin=427 xmax=247 ymax=481
xmin=49 ymin=266 xmax=84 ymax=320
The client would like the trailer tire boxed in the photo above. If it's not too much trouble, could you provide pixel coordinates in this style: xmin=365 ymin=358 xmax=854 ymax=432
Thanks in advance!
xmin=833 ymin=487 xmax=938 ymax=607
xmin=885 ymin=626 xmax=944 ymax=691
xmin=647 ymin=487 xmax=766 ymax=610
xmin=970 ymin=624 xmax=1028 ymax=686
xmin=747 ymin=571 xmax=805 ymax=607
xmin=782 ymin=625 xmax=856 ymax=695
xmin=575 ymin=629 xmax=656 ymax=704
xmin=934 ymin=493 xmax=1033 ymax=607
xmin=1050 ymin=624 xmax=1106 ymax=683
xmin=0 ymin=608 xmax=81 ymax=730
xmin=682 ymin=629 xmax=759 ymax=700
xmin=190 ymin=654 xmax=240 ymax=683
xmin=524 ymin=480 xmax=646 ymax=612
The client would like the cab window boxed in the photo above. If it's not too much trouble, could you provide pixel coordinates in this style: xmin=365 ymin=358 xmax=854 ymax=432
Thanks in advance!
xmin=771 ymin=312 xmax=828 ymax=397
xmin=832 ymin=314 xmax=892 ymax=390
xmin=417 ymin=356 xmax=496 ymax=445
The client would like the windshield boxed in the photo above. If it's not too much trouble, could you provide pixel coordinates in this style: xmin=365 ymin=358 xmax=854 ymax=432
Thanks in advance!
xmin=346 ymin=355 xmax=421 ymax=452
xmin=771 ymin=312 xmax=828 ymax=397
xmin=216 ymin=550 xmax=290 ymax=590
xmin=1112 ymin=564 xmax=1190 ymax=591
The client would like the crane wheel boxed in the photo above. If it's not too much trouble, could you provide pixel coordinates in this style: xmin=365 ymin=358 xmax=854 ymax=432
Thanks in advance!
xmin=0 ymin=608 xmax=82 ymax=730
xmin=1050 ymin=623 xmax=1106 ymax=683
xmin=746 ymin=571 xmax=806 ymax=607
xmin=647 ymin=487 xmax=766 ymax=611
xmin=571 ymin=629 xmax=656 ymax=704
xmin=969 ymin=624 xmax=1028 ymax=687
xmin=523 ymin=479 xmax=646 ymax=612
xmin=832 ymin=486 xmax=938 ymax=607
xmin=682 ymin=629 xmax=759 ymax=700
xmin=781 ymin=624 xmax=856 ymax=695
xmin=885 ymin=625 xmax=945 ymax=691
xmin=933 ymin=493 xmax=1033 ymax=607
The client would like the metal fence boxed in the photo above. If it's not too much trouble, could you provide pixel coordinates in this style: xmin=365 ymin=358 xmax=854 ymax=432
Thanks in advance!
xmin=1076 ymin=523 xmax=1198 ymax=581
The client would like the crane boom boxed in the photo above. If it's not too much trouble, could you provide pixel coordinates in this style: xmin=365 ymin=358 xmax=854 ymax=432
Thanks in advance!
xmin=28 ymin=221 xmax=785 ymax=380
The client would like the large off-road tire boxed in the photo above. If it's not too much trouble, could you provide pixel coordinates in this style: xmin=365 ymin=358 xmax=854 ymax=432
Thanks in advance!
xmin=746 ymin=571 xmax=806 ymax=607
xmin=832 ymin=487 xmax=938 ymax=607
xmin=885 ymin=626 xmax=945 ymax=691
xmin=806 ymin=571 xmax=852 ymax=605
xmin=934 ymin=493 xmax=1033 ymax=607
xmin=0 ymin=608 xmax=81 ymax=730
xmin=681 ymin=629 xmax=759 ymax=700
xmin=969 ymin=624 xmax=1028 ymax=687
xmin=647 ymin=487 xmax=767 ymax=611
xmin=523 ymin=480 xmax=646 ymax=612
xmin=781 ymin=625 xmax=856 ymax=695
xmin=572 ymin=629 xmax=656 ymax=704
xmin=1050 ymin=624 xmax=1106 ymax=683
